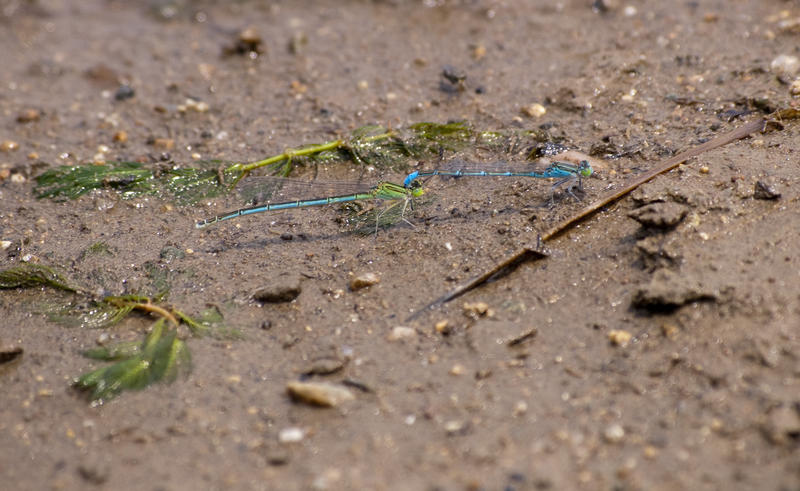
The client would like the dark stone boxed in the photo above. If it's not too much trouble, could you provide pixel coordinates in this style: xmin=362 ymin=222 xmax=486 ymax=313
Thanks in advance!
xmin=632 ymin=268 xmax=718 ymax=310
xmin=754 ymin=180 xmax=781 ymax=200
xmin=628 ymin=202 xmax=689 ymax=229
xmin=253 ymin=276 xmax=301 ymax=303
xmin=114 ymin=84 xmax=135 ymax=101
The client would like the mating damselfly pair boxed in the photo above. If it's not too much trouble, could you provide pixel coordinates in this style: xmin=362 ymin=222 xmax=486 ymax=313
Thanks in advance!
xmin=194 ymin=160 xmax=594 ymax=230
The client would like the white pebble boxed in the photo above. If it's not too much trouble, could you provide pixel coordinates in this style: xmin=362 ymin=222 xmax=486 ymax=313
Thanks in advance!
xmin=388 ymin=326 xmax=416 ymax=341
xmin=604 ymin=423 xmax=625 ymax=443
xmin=771 ymin=54 xmax=800 ymax=76
xmin=278 ymin=426 xmax=305 ymax=443
xmin=349 ymin=272 xmax=380 ymax=291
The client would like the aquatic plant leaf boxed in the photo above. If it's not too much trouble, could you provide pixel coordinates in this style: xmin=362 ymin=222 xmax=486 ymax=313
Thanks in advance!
xmin=75 ymin=320 xmax=191 ymax=402
xmin=49 ymin=294 xmax=156 ymax=330
xmin=143 ymin=261 xmax=171 ymax=300
xmin=0 ymin=264 xmax=77 ymax=292
xmin=162 ymin=163 xmax=244 ymax=205
xmin=34 ymin=162 xmax=155 ymax=200
xmin=174 ymin=306 xmax=240 ymax=339
xmin=78 ymin=242 xmax=114 ymax=261
xmin=409 ymin=121 xmax=472 ymax=149
xmin=83 ymin=341 xmax=142 ymax=361
xmin=148 ymin=328 xmax=191 ymax=384
xmin=75 ymin=302 xmax=136 ymax=329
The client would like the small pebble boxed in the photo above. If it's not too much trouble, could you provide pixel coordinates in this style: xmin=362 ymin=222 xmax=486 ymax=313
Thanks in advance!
xmin=349 ymin=272 xmax=379 ymax=291
xmin=643 ymin=446 xmax=659 ymax=459
xmin=0 ymin=140 xmax=19 ymax=152
xmin=777 ymin=16 xmax=800 ymax=33
xmin=592 ymin=0 xmax=619 ymax=12
xmin=265 ymin=448 xmax=290 ymax=466
xmin=16 ymin=108 xmax=40 ymax=123
xmin=224 ymin=27 xmax=264 ymax=56
xmin=239 ymin=27 xmax=262 ymax=45
xmin=178 ymin=98 xmax=210 ymax=113
xmin=790 ymin=79 xmax=800 ymax=96
xmin=151 ymin=138 xmax=175 ymax=150
xmin=471 ymin=43 xmax=486 ymax=60
xmin=286 ymin=381 xmax=355 ymax=407
xmin=434 ymin=319 xmax=451 ymax=335
xmin=114 ymin=84 xmax=135 ymax=101
xmin=290 ymin=80 xmax=308 ymax=94
xmin=0 ymin=240 xmax=12 ymax=250
xmin=661 ymin=323 xmax=679 ymax=339
xmin=444 ymin=420 xmax=467 ymax=436
xmin=463 ymin=301 xmax=491 ymax=317
xmin=754 ymin=180 xmax=781 ymax=200
xmin=521 ymin=103 xmax=547 ymax=118
xmin=441 ymin=65 xmax=467 ymax=85
xmin=10 ymin=173 xmax=26 ymax=184
xmin=621 ymin=89 xmax=636 ymax=102
xmin=608 ymin=329 xmax=632 ymax=347
xmin=278 ymin=427 xmax=305 ymax=443
xmin=770 ymin=54 xmax=800 ymax=77
xmin=604 ymin=423 xmax=625 ymax=443
xmin=449 ymin=364 xmax=466 ymax=375
xmin=112 ymin=130 xmax=128 ymax=143
xmin=388 ymin=326 xmax=416 ymax=341
xmin=77 ymin=459 xmax=109 ymax=485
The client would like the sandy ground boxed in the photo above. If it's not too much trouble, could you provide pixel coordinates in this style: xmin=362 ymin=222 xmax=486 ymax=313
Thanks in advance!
xmin=1 ymin=0 xmax=799 ymax=489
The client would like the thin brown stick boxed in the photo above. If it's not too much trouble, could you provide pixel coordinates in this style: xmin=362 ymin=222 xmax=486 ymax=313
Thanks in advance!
xmin=542 ymin=117 xmax=766 ymax=240
xmin=406 ymin=246 xmax=547 ymax=321
xmin=407 ymin=118 xmax=766 ymax=320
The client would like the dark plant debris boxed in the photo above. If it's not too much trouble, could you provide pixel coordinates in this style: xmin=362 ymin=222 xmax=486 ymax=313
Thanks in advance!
xmin=0 ymin=264 xmax=79 ymax=292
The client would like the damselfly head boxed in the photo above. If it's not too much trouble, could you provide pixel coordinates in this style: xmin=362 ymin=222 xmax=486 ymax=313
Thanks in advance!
xmin=578 ymin=160 xmax=594 ymax=178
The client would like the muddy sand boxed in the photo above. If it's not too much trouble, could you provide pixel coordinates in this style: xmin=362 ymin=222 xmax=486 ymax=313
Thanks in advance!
xmin=1 ymin=1 xmax=799 ymax=490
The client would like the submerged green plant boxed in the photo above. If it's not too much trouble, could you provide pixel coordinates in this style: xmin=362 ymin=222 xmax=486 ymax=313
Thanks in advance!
xmin=70 ymin=298 xmax=239 ymax=402
xmin=0 ymin=263 xmax=232 ymax=403
xmin=0 ymin=264 xmax=78 ymax=292
xmin=75 ymin=318 xmax=191 ymax=403
xmin=34 ymin=121 xmax=560 ymax=206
